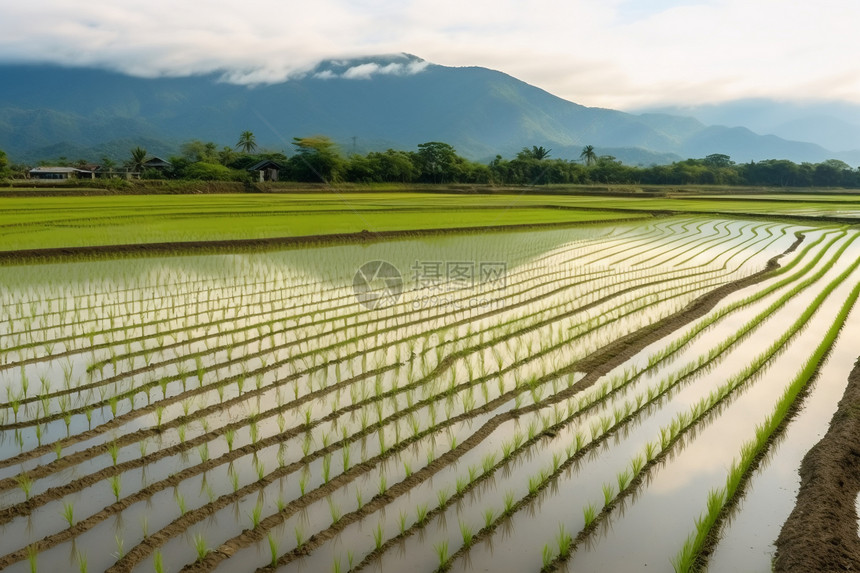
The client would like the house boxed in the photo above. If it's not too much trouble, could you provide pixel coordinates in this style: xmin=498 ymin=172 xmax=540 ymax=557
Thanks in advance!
xmin=248 ymin=159 xmax=282 ymax=182
xmin=143 ymin=157 xmax=172 ymax=173
xmin=29 ymin=166 xmax=95 ymax=180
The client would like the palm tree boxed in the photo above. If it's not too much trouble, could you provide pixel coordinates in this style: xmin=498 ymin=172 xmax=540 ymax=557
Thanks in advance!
xmin=236 ymin=131 xmax=258 ymax=153
xmin=129 ymin=147 xmax=147 ymax=173
xmin=580 ymin=145 xmax=597 ymax=166
xmin=531 ymin=146 xmax=551 ymax=160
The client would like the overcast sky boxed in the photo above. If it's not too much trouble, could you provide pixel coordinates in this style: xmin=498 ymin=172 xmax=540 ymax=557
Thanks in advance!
xmin=1 ymin=0 xmax=858 ymax=110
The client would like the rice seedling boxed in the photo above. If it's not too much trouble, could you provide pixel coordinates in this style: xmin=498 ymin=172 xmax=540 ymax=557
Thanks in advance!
xmin=110 ymin=475 xmax=122 ymax=501
xmin=556 ymin=523 xmax=573 ymax=557
xmin=460 ymin=519 xmax=474 ymax=545
xmin=322 ymin=454 xmax=332 ymax=483
xmin=542 ymin=544 xmax=553 ymax=569
xmin=416 ymin=503 xmax=429 ymax=524
xmin=268 ymin=533 xmax=279 ymax=566
xmin=193 ymin=532 xmax=209 ymax=561
xmin=434 ymin=540 xmax=449 ymax=566
xmin=437 ymin=487 xmax=450 ymax=507
xmin=63 ymin=501 xmax=75 ymax=527
xmin=328 ymin=497 xmax=341 ymax=524
xmin=617 ymin=468 xmax=632 ymax=492
xmin=249 ymin=499 xmax=263 ymax=528
xmin=456 ymin=476 xmax=468 ymax=495
xmin=175 ymin=491 xmax=187 ymax=515
xmin=373 ymin=522 xmax=384 ymax=550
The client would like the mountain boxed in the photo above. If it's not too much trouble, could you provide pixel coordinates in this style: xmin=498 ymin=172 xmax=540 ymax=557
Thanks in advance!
xmin=637 ymin=99 xmax=860 ymax=162
xmin=0 ymin=54 xmax=853 ymax=165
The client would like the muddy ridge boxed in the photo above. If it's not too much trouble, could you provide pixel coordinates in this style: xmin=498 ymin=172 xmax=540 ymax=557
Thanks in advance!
xmin=774 ymin=356 xmax=860 ymax=572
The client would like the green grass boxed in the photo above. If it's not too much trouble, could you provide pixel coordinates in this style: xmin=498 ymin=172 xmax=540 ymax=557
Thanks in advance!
xmin=0 ymin=193 xmax=650 ymax=252
xmin=3 ymin=189 xmax=858 ymax=253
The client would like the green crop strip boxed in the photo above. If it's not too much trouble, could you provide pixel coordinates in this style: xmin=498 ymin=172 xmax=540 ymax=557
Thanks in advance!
xmin=672 ymin=257 xmax=860 ymax=572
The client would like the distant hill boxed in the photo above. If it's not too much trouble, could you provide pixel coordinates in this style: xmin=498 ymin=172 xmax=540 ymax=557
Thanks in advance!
xmin=638 ymin=99 xmax=860 ymax=164
xmin=0 ymin=54 xmax=852 ymax=165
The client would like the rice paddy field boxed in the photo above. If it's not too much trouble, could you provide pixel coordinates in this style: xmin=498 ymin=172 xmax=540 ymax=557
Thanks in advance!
xmin=1 ymin=191 xmax=860 ymax=572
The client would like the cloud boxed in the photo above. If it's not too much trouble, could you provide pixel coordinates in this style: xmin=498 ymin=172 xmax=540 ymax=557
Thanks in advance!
xmin=337 ymin=60 xmax=429 ymax=80
xmin=2 ymin=0 xmax=860 ymax=108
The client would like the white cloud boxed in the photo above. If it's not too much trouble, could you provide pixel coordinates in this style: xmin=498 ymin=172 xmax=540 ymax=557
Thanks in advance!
xmin=1 ymin=0 xmax=860 ymax=108
xmin=339 ymin=60 xmax=429 ymax=80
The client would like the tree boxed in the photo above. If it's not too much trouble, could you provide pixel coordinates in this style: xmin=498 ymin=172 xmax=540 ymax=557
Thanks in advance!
xmin=181 ymin=140 xmax=219 ymax=163
xmin=129 ymin=147 xmax=147 ymax=173
xmin=702 ymin=153 xmax=733 ymax=168
xmin=415 ymin=142 xmax=462 ymax=183
xmin=366 ymin=150 xmax=418 ymax=182
xmin=236 ymin=131 xmax=257 ymax=153
xmin=580 ymin=145 xmax=597 ymax=166
xmin=0 ymin=149 xmax=9 ymax=179
xmin=516 ymin=146 xmax=552 ymax=161
xmin=289 ymin=136 xmax=343 ymax=182
xmin=100 ymin=156 xmax=116 ymax=172
xmin=218 ymin=146 xmax=237 ymax=166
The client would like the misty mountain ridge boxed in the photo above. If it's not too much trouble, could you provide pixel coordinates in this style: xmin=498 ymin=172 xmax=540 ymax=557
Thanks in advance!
xmin=1 ymin=54 xmax=858 ymax=166
xmin=638 ymin=99 xmax=860 ymax=162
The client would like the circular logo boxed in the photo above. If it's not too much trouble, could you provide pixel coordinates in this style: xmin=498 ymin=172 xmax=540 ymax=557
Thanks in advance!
xmin=353 ymin=260 xmax=403 ymax=310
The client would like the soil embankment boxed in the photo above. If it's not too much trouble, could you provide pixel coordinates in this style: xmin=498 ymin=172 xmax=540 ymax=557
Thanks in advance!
xmin=774 ymin=357 xmax=860 ymax=572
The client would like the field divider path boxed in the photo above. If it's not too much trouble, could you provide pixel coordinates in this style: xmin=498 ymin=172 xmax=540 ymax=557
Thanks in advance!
xmin=774 ymin=355 xmax=860 ymax=572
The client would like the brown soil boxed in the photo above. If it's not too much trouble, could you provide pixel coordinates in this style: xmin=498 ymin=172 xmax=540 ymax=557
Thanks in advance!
xmin=774 ymin=356 xmax=860 ymax=572
xmin=576 ymin=230 xmax=803 ymax=374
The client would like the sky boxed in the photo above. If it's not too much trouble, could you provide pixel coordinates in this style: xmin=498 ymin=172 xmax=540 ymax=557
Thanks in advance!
xmin=1 ymin=0 xmax=859 ymax=110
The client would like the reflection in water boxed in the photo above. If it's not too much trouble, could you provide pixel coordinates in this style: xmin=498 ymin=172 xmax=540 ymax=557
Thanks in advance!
xmin=0 ymin=220 xmax=825 ymax=572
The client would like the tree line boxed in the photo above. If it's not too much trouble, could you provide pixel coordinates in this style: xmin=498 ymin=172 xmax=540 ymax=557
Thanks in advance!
xmin=4 ymin=134 xmax=860 ymax=188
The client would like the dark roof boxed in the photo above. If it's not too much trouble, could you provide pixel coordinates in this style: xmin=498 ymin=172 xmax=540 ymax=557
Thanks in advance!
xmin=143 ymin=157 xmax=172 ymax=168
xmin=248 ymin=159 xmax=282 ymax=171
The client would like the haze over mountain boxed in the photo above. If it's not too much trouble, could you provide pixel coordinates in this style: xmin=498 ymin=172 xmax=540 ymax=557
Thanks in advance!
xmin=1 ymin=54 xmax=856 ymax=166
xmin=637 ymin=100 xmax=860 ymax=161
